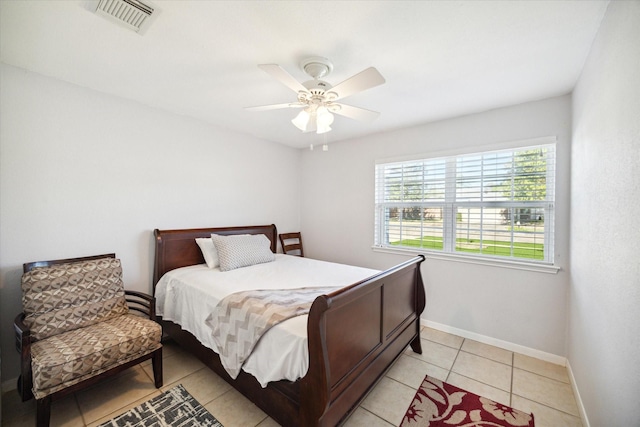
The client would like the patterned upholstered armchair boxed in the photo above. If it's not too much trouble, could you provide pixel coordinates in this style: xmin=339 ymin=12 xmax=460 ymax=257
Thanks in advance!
xmin=14 ymin=253 xmax=163 ymax=427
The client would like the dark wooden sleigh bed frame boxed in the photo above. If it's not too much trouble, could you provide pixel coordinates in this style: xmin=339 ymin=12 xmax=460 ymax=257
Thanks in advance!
xmin=153 ymin=224 xmax=425 ymax=427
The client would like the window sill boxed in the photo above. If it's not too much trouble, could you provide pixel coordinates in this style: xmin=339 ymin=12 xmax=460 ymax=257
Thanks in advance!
xmin=371 ymin=246 xmax=561 ymax=274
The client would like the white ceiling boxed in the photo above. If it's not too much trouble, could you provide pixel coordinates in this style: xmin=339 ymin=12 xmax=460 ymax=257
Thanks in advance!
xmin=0 ymin=1 xmax=609 ymax=149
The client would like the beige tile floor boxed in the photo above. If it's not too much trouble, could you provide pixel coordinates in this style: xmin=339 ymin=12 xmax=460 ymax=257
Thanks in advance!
xmin=1 ymin=327 xmax=582 ymax=427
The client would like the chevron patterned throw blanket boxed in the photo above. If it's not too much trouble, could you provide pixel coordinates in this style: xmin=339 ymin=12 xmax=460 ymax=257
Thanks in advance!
xmin=206 ymin=286 xmax=337 ymax=379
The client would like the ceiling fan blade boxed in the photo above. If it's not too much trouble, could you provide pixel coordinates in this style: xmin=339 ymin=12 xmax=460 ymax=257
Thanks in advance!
xmin=329 ymin=67 xmax=385 ymax=101
xmin=258 ymin=64 xmax=308 ymax=94
xmin=332 ymin=103 xmax=380 ymax=121
xmin=245 ymin=102 xmax=304 ymax=111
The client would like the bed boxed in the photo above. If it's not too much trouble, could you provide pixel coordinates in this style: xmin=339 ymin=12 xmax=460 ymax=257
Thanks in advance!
xmin=153 ymin=224 xmax=425 ymax=427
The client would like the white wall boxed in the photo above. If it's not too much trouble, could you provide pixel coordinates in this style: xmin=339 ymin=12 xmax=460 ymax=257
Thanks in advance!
xmin=0 ymin=63 xmax=301 ymax=382
xmin=570 ymin=2 xmax=640 ymax=425
xmin=301 ymin=95 xmax=572 ymax=357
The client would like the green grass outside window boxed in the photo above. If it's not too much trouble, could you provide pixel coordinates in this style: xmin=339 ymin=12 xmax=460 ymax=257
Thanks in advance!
xmin=390 ymin=237 xmax=544 ymax=260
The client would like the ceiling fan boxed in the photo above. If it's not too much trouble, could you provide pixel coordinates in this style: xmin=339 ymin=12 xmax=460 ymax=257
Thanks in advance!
xmin=245 ymin=57 xmax=385 ymax=134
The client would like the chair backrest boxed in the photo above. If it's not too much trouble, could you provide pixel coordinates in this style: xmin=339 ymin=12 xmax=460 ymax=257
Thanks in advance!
xmin=21 ymin=254 xmax=129 ymax=341
xmin=279 ymin=232 xmax=304 ymax=257
xmin=23 ymin=253 xmax=117 ymax=273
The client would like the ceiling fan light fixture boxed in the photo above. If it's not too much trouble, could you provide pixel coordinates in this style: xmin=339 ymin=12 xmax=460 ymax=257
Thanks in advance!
xmin=292 ymin=109 xmax=311 ymax=132
xmin=292 ymin=106 xmax=334 ymax=134
xmin=316 ymin=107 xmax=334 ymax=134
xmin=316 ymin=124 xmax=332 ymax=135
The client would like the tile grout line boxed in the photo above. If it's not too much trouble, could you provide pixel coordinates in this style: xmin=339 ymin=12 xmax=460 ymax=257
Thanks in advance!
xmin=509 ymin=351 xmax=514 ymax=407
xmin=72 ymin=392 xmax=89 ymax=427
xmin=360 ymin=406 xmax=396 ymax=427
xmin=445 ymin=338 xmax=464 ymax=383
xmin=447 ymin=372 xmax=511 ymax=395
xmin=510 ymin=391 xmax=583 ymax=420
xmin=514 ymin=365 xmax=572 ymax=384
xmin=510 ymin=370 xmax=582 ymax=419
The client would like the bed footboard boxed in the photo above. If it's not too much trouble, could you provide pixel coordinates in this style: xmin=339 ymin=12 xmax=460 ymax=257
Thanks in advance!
xmin=302 ymin=255 xmax=426 ymax=426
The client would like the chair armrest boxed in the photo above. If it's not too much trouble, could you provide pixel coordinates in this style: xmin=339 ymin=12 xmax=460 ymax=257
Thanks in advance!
xmin=125 ymin=290 xmax=156 ymax=321
xmin=14 ymin=313 xmax=31 ymax=353
xmin=14 ymin=313 xmax=34 ymax=401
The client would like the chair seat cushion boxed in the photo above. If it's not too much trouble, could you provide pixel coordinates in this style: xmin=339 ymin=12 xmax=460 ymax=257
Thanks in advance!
xmin=30 ymin=314 xmax=162 ymax=399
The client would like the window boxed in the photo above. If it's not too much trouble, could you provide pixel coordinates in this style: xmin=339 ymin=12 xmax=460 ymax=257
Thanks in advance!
xmin=375 ymin=140 xmax=556 ymax=264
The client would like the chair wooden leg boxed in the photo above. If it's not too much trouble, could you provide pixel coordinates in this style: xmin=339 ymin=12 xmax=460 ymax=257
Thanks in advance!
xmin=17 ymin=374 xmax=34 ymax=402
xmin=152 ymin=348 xmax=163 ymax=388
xmin=36 ymin=395 xmax=51 ymax=427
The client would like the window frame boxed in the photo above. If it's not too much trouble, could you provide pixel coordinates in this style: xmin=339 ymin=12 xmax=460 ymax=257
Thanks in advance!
xmin=374 ymin=136 xmax=559 ymax=273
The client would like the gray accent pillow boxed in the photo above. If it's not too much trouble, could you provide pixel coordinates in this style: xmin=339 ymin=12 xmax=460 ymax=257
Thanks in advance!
xmin=211 ymin=234 xmax=275 ymax=272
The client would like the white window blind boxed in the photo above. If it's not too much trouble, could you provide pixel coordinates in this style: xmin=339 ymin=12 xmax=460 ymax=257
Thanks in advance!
xmin=375 ymin=142 xmax=556 ymax=264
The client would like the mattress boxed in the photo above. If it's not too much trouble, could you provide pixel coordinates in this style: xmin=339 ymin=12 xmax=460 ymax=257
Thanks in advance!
xmin=155 ymin=254 xmax=379 ymax=386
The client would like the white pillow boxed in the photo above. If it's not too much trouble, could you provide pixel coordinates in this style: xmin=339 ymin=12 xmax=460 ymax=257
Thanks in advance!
xmin=195 ymin=237 xmax=219 ymax=268
xmin=211 ymin=234 xmax=275 ymax=272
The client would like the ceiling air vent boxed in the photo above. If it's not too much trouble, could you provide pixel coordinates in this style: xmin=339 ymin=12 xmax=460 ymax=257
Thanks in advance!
xmin=95 ymin=0 xmax=154 ymax=33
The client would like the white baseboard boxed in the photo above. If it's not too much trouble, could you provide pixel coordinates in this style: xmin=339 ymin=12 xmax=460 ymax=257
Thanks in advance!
xmin=422 ymin=318 xmax=567 ymax=366
xmin=566 ymin=360 xmax=590 ymax=427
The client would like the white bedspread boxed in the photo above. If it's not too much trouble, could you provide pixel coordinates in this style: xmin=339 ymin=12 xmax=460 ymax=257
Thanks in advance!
xmin=155 ymin=254 xmax=379 ymax=387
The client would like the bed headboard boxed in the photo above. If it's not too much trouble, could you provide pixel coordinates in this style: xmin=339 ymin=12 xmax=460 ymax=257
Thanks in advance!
xmin=152 ymin=224 xmax=277 ymax=288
